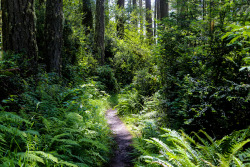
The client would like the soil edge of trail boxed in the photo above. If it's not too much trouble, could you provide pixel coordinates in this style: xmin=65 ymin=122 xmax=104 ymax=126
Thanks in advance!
xmin=106 ymin=109 xmax=134 ymax=167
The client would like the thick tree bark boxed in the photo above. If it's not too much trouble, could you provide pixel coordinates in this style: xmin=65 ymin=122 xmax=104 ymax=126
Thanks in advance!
xmin=146 ymin=0 xmax=153 ymax=39
xmin=82 ymin=0 xmax=93 ymax=30
xmin=160 ymin=0 xmax=169 ymax=19
xmin=117 ymin=0 xmax=125 ymax=38
xmin=45 ymin=0 xmax=64 ymax=74
xmin=95 ymin=0 xmax=105 ymax=64
xmin=2 ymin=0 xmax=38 ymax=73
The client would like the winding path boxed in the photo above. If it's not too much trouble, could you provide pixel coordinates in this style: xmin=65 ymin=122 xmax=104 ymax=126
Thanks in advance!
xmin=106 ymin=109 xmax=133 ymax=167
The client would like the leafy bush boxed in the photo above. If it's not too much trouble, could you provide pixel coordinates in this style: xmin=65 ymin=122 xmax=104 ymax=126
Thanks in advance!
xmin=95 ymin=65 xmax=119 ymax=93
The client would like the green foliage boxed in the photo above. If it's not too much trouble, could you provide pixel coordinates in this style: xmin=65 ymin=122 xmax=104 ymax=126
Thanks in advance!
xmin=0 ymin=74 xmax=113 ymax=167
xmin=134 ymin=128 xmax=250 ymax=167
xmin=95 ymin=65 xmax=119 ymax=93
xmin=116 ymin=89 xmax=143 ymax=115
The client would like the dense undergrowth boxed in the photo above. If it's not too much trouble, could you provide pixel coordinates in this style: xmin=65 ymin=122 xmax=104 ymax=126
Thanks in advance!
xmin=1 ymin=1 xmax=250 ymax=167
xmin=0 ymin=71 xmax=113 ymax=166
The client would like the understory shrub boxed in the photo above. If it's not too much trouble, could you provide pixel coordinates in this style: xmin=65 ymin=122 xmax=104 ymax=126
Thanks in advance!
xmin=0 ymin=74 xmax=113 ymax=167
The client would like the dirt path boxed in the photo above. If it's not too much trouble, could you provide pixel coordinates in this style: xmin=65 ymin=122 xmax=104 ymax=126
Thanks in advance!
xmin=106 ymin=109 xmax=133 ymax=167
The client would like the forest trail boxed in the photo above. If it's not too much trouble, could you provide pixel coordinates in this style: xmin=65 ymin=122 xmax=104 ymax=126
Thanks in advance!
xmin=106 ymin=109 xmax=134 ymax=167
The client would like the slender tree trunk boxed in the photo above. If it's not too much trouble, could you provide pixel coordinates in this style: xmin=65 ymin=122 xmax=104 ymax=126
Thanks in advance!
xmin=117 ymin=0 xmax=125 ymax=38
xmin=139 ymin=0 xmax=144 ymax=34
xmin=45 ymin=0 xmax=64 ymax=74
xmin=82 ymin=0 xmax=93 ymax=30
xmin=154 ymin=0 xmax=157 ymax=37
xmin=95 ymin=0 xmax=105 ymax=64
xmin=146 ymin=0 xmax=152 ymax=39
xmin=132 ymin=0 xmax=137 ymax=28
xmin=2 ymin=0 xmax=38 ymax=73
xmin=203 ymin=0 xmax=206 ymax=20
xmin=157 ymin=0 xmax=161 ymax=20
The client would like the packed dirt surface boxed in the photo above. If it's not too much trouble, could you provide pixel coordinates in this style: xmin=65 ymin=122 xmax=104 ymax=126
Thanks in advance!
xmin=106 ymin=109 xmax=133 ymax=167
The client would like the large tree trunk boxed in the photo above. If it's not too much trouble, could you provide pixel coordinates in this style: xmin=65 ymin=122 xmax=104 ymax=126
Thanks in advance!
xmin=2 ymin=0 xmax=38 ymax=73
xmin=146 ymin=0 xmax=152 ymax=39
xmin=160 ymin=0 xmax=169 ymax=19
xmin=117 ymin=0 xmax=125 ymax=38
xmin=95 ymin=0 xmax=105 ymax=64
xmin=82 ymin=0 xmax=93 ymax=30
xmin=45 ymin=0 xmax=64 ymax=74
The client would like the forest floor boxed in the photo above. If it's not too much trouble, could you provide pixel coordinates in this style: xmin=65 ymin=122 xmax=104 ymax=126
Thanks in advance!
xmin=106 ymin=109 xmax=134 ymax=167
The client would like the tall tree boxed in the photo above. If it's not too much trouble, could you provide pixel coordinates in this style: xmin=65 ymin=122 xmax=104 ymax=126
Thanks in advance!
xmin=82 ymin=0 xmax=93 ymax=30
xmin=117 ymin=0 xmax=125 ymax=38
xmin=160 ymin=0 xmax=169 ymax=19
xmin=133 ymin=0 xmax=137 ymax=8
xmin=146 ymin=0 xmax=153 ymax=39
xmin=139 ymin=0 xmax=144 ymax=34
xmin=156 ymin=0 xmax=161 ymax=20
xmin=132 ymin=0 xmax=138 ymax=27
xmin=45 ymin=0 xmax=64 ymax=74
xmin=1 ymin=0 xmax=38 ymax=73
xmin=95 ymin=0 xmax=105 ymax=64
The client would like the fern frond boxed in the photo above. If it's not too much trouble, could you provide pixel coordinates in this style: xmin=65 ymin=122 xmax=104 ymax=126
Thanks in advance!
xmin=17 ymin=152 xmax=44 ymax=164
xmin=0 ymin=125 xmax=27 ymax=139
xmin=142 ymin=155 xmax=174 ymax=167
xmin=216 ymin=153 xmax=229 ymax=167
xmin=58 ymin=160 xmax=78 ymax=167
xmin=231 ymin=139 xmax=250 ymax=156
xmin=79 ymin=138 xmax=109 ymax=151
xmin=0 ymin=112 xmax=31 ymax=125
xmin=29 ymin=151 xmax=58 ymax=163
xmin=147 ymin=138 xmax=174 ymax=154
xmin=233 ymin=156 xmax=244 ymax=167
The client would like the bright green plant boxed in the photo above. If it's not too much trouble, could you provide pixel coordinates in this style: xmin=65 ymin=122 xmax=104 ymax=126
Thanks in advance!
xmin=138 ymin=128 xmax=250 ymax=167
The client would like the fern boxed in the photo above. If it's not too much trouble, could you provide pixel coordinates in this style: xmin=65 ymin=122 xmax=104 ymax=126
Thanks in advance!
xmin=140 ymin=128 xmax=250 ymax=167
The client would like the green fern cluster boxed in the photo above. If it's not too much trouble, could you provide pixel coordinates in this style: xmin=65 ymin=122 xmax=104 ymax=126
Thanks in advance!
xmin=134 ymin=128 xmax=250 ymax=167
xmin=0 ymin=75 xmax=112 ymax=167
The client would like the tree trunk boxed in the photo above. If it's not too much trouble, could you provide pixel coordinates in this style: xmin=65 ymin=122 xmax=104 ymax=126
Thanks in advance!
xmin=95 ymin=0 xmax=105 ymax=64
xmin=157 ymin=0 xmax=161 ymax=20
xmin=2 ymin=0 xmax=38 ymax=73
xmin=160 ymin=0 xmax=169 ymax=19
xmin=146 ymin=0 xmax=152 ymax=39
xmin=133 ymin=0 xmax=137 ymax=8
xmin=117 ymin=0 xmax=125 ymax=38
xmin=82 ymin=0 xmax=93 ymax=30
xmin=154 ymin=0 xmax=157 ymax=37
xmin=45 ymin=0 xmax=64 ymax=74
xmin=139 ymin=0 xmax=144 ymax=34
xmin=132 ymin=0 xmax=137 ymax=28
